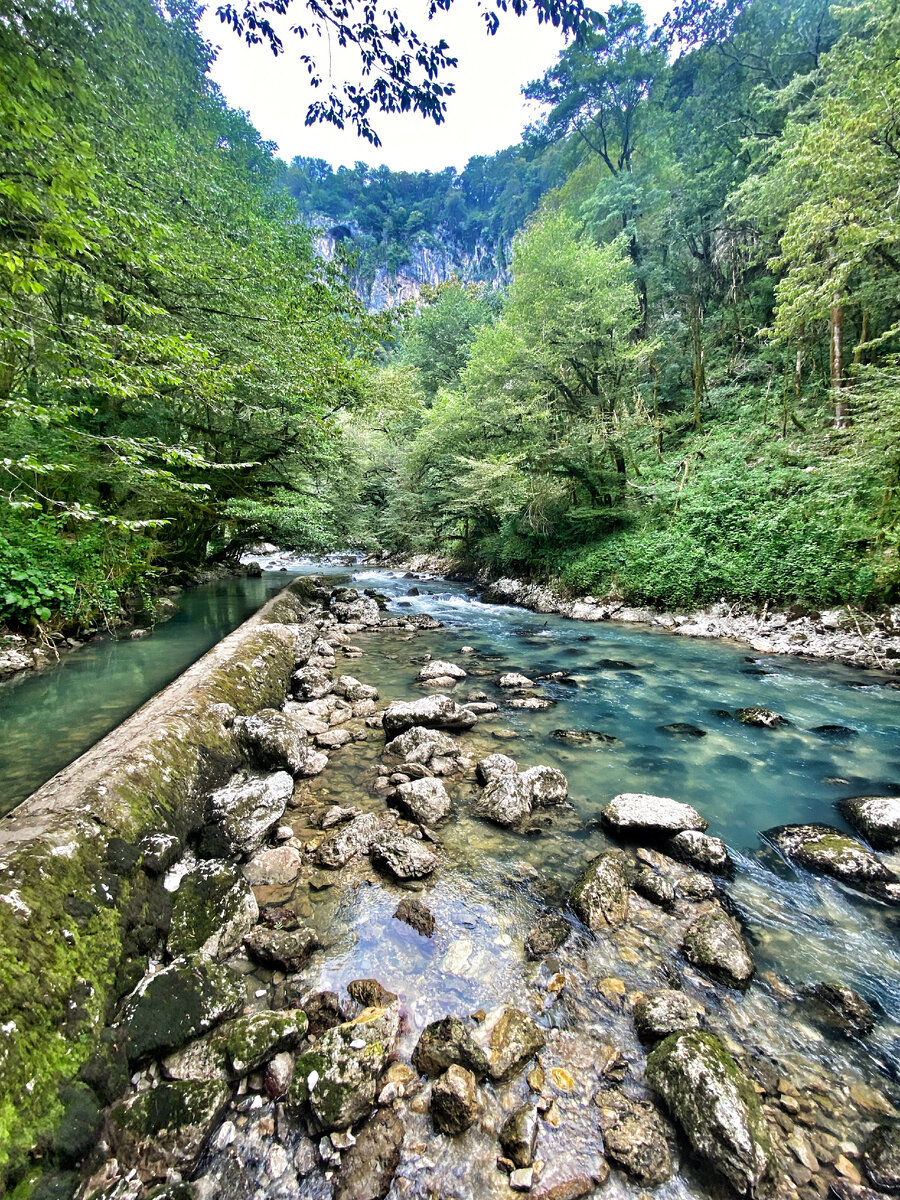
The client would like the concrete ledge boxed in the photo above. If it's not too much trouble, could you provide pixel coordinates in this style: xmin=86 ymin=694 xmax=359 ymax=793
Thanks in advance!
xmin=0 ymin=578 xmax=317 ymax=1179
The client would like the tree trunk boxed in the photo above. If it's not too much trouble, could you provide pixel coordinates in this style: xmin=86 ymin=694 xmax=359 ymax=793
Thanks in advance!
xmin=690 ymin=299 xmax=705 ymax=431
xmin=853 ymin=310 xmax=870 ymax=367
xmin=830 ymin=303 xmax=848 ymax=427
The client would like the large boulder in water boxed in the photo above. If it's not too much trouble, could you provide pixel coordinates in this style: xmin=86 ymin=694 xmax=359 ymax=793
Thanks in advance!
xmin=520 ymin=765 xmax=568 ymax=807
xmin=417 ymin=660 xmax=467 ymax=682
xmin=382 ymin=694 xmax=477 ymax=736
xmin=474 ymin=772 xmax=533 ymax=827
xmin=384 ymin=725 xmax=460 ymax=764
xmin=394 ymin=776 xmax=452 ymax=825
xmin=476 ymin=753 xmax=519 ymax=784
xmin=765 ymin=823 xmax=900 ymax=903
xmin=168 ymin=860 xmax=258 ymax=960
xmin=681 ymin=907 xmax=754 ymax=989
xmin=601 ymin=792 xmax=708 ymax=837
xmin=369 ymin=829 xmax=439 ymax=880
xmin=120 ymin=957 xmax=244 ymax=1062
xmin=646 ymin=1031 xmax=771 ymax=1196
xmin=199 ymin=770 xmax=293 ymax=858
xmin=570 ymin=850 xmax=630 ymax=930
xmin=666 ymin=829 xmax=732 ymax=874
xmin=839 ymin=796 xmax=900 ymax=850
xmin=316 ymin=812 xmax=393 ymax=869
xmin=431 ymin=1064 xmax=482 ymax=1136
xmin=106 ymin=1079 xmax=231 ymax=1185
xmin=290 ymin=1004 xmax=400 ymax=1130
xmin=234 ymin=708 xmax=325 ymax=776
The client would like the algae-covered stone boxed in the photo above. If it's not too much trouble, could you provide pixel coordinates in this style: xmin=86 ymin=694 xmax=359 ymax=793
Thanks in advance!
xmin=570 ymin=850 xmax=630 ymax=930
xmin=666 ymin=829 xmax=732 ymax=874
xmin=333 ymin=1108 xmax=405 ymax=1200
xmin=381 ymin=695 xmax=477 ymax=736
xmin=839 ymin=796 xmax=900 ymax=850
xmin=199 ymin=770 xmax=293 ymax=858
xmin=473 ymin=1006 xmax=545 ymax=1081
xmin=646 ymin=1031 xmax=771 ymax=1196
xmin=394 ymin=777 xmax=452 ymax=825
xmin=106 ymin=1079 xmax=231 ymax=1183
xmin=369 ymin=830 xmax=439 ymax=880
xmin=412 ymin=1016 xmax=490 ymax=1079
xmin=162 ymin=1008 xmax=307 ymax=1081
xmin=139 ymin=833 xmax=182 ymax=875
xmin=525 ymin=912 xmax=571 ymax=960
xmin=765 ymin=823 xmax=900 ymax=903
xmin=431 ymin=1064 xmax=481 ymax=1136
xmin=681 ymin=908 xmax=754 ymax=990
xmin=244 ymin=925 xmax=320 ymax=972
xmin=290 ymin=1004 xmax=401 ymax=1131
xmin=595 ymin=1088 xmax=673 ymax=1187
xmin=633 ymin=989 xmax=706 ymax=1043
xmin=601 ymin=793 xmax=708 ymax=837
xmin=168 ymin=860 xmax=258 ymax=961
xmin=121 ymin=957 xmax=244 ymax=1061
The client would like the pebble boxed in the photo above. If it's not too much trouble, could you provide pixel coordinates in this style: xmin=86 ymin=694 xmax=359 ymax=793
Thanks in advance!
xmin=510 ymin=1168 xmax=534 ymax=1191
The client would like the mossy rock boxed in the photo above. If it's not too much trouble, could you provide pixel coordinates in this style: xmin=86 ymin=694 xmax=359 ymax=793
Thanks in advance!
xmin=163 ymin=1009 xmax=308 ymax=1081
xmin=120 ymin=956 xmax=244 ymax=1062
xmin=569 ymin=850 xmax=630 ymax=930
xmin=167 ymin=860 xmax=258 ymax=961
xmin=106 ymin=1079 xmax=231 ymax=1183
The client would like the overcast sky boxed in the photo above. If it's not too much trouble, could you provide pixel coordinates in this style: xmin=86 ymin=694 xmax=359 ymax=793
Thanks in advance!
xmin=201 ymin=0 xmax=670 ymax=172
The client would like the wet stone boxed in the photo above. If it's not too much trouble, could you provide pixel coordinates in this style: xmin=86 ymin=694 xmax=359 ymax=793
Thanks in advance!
xmin=316 ymin=812 xmax=392 ymax=869
xmin=633 ymin=867 xmax=676 ymax=908
xmin=120 ymin=957 xmax=244 ymax=1062
xmin=525 ymin=912 xmax=571 ymax=960
xmin=199 ymin=770 xmax=294 ymax=859
xmin=864 ymin=1124 xmax=900 ymax=1191
xmin=393 ymin=776 xmax=452 ymax=824
xmin=139 ymin=833 xmax=182 ymax=875
xmin=431 ymin=1064 xmax=482 ymax=1136
xmin=242 ymin=845 xmax=302 ymax=887
xmin=369 ymin=829 xmax=439 ymax=879
xmin=298 ymin=990 xmax=348 ymax=1038
xmin=347 ymin=979 xmax=398 ymax=1009
xmin=383 ymin=725 xmax=460 ymax=765
xmin=601 ymin=792 xmax=708 ymax=837
xmin=666 ymin=829 xmax=732 ymax=874
xmin=332 ymin=1108 xmax=405 ymax=1200
xmin=766 ymin=823 xmax=900 ymax=903
xmin=500 ymin=1104 xmax=539 ymax=1168
xmin=381 ymin=694 xmax=477 ymax=736
xmin=736 ymin=707 xmax=789 ymax=728
xmin=168 ymin=860 xmax=258 ymax=961
xmin=802 ymin=983 xmax=876 ymax=1037
xmin=681 ymin=907 xmax=754 ymax=989
xmin=234 ymin=708 xmax=325 ymax=777
xmin=394 ymin=895 xmax=435 ymax=937
xmin=658 ymin=722 xmax=707 ymax=738
xmin=839 ymin=795 xmax=900 ymax=850
xmin=474 ymin=1006 xmax=546 ymax=1081
xmin=106 ymin=1080 xmax=231 ymax=1185
xmin=633 ymin=989 xmax=706 ymax=1042
xmin=412 ymin=1015 xmax=490 ymax=1079
xmin=570 ymin=850 xmax=630 ymax=930
xmin=595 ymin=1087 xmax=673 ymax=1187
xmin=244 ymin=925 xmax=321 ymax=973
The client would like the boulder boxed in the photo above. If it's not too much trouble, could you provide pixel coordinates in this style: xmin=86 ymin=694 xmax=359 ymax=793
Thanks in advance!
xmin=292 ymin=666 xmax=332 ymax=699
xmin=394 ymin=777 xmax=452 ymax=825
xmin=332 ymin=675 xmax=379 ymax=702
xmin=120 ymin=957 xmax=244 ymax=1061
xmin=384 ymin=725 xmax=460 ymax=764
xmin=199 ymin=771 xmax=293 ymax=858
xmin=499 ymin=673 xmax=534 ymax=688
xmin=472 ymin=1006 xmax=545 ymax=1081
xmin=168 ymin=860 xmax=258 ymax=961
xmin=476 ymin=753 xmax=519 ymax=784
xmin=666 ymin=829 xmax=732 ymax=874
xmin=595 ymin=1088 xmax=673 ymax=1187
xmin=316 ymin=813 xmax=391 ymax=869
xmin=803 ymin=983 xmax=875 ymax=1037
xmin=242 ymin=845 xmax=302 ymax=886
xmin=106 ymin=1080 xmax=231 ymax=1184
xmin=382 ymin=694 xmax=478 ymax=736
xmin=601 ymin=792 xmax=708 ymax=837
xmin=474 ymin=773 xmax=533 ymax=827
xmin=520 ymin=765 xmax=568 ymax=807
xmin=139 ymin=833 xmax=182 ymax=875
xmin=525 ymin=913 xmax=571 ymax=960
xmin=347 ymin=979 xmax=398 ymax=1009
xmin=333 ymin=1109 xmax=405 ymax=1200
xmin=431 ymin=1064 xmax=481 ymax=1136
xmin=864 ymin=1125 xmax=900 ymax=1191
xmin=370 ymin=830 xmax=439 ymax=880
xmin=162 ymin=1009 xmax=307 ymax=1081
xmin=417 ymin=660 xmax=467 ymax=682
xmin=646 ymin=1031 xmax=771 ymax=1196
xmin=570 ymin=851 xmax=630 ymax=930
xmin=300 ymin=990 xmax=349 ymax=1039
xmin=394 ymin=896 xmax=435 ymax=937
xmin=839 ymin=796 xmax=900 ymax=850
xmin=682 ymin=909 xmax=754 ymax=990
xmin=765 ymin=824 xmax=900 ymax=902
xmin=736 ymin=707 xmax=788 ymax=728
xmin=233 ymin=708 xmax=320 ymax=775
xmin=633 ymin=989 xmax=705 ymax=1043
xmin=244 ymin=926 xmax=320 ymax=973
xmin=633 ymin=868 xmax=676 ymax=909
xmin=291 ymin=1004 xmax=400 ymax=1131
xmin=500 ymin=1104 xmax=539 ymax=1168
xmin=412 ymin=1016 xmax=490 ymax=1079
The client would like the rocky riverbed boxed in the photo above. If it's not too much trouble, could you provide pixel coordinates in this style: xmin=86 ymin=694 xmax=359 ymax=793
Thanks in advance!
xmin=12 ymin=578 xmax=900 ymax=1200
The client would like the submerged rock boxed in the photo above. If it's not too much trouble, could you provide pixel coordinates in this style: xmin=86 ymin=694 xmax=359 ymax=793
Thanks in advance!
xmin=333 ymin=1109 xmax=405 ymax=1200
xmin=765 ymin=823 xmax=900 ymax=902
xmin=839 ymin=795 xmax=900 ymax=850
xmin=500 ymin=1104 xmax=539 ymax=1167
xmin=550 ymin=728 xmax=623 ymax=747
xmin=291 ymin=1004 xmax=401 ymax=1131
xmin=802 ymin=982 xmax=876 ymax=1037
xmin=525 ymin=912 xmax=571 ymax=960
xmin=658 ymin=722 xmax=707 ymax=738
xmin=382 ymin=694 xmax=478 ymax=736
xmin=106 ymin=1080 xmax=231 ymax=1184
xmin=736 ymin=707 xmax=788 ymax=728
xmin=369 ymin=829 xmax=439 ymax=880
xmin=199 ymin=770 xmax=294 ymax=859
xmin=864 ymin=1124 xmax=900 ymax=1191
xmin=666 ymin=829 xmax=732 ymax=874
xmin=681 ymin=908 xmax=754 ymax=989
xmin=234 ymin=708 xmax=326 ymax=776
xmin=384 ymin=725 xmax=460 ymax=764
xmin=601 ymin=792 xmax=708 ymax=837
xmin=168 ymin=860 xmax=258 ymax=961
xmin=121 ymin=957 xmax=244 ymax=1061
xmin=394 ymin=776 xmax=452 ymax=825
xmin=633 ymin=989 xmax=706 ymax=1043
xmin=394 ymin=896 xmax=435 ymax=937
xmin=473 ymin=1006 xmax=546 ymax=1081
xmin=646 ymin=1031 xmax=771 ymax=1196
xmin=244 ymin=925 xmax=320 ymax=972
xmin=412 ymin=1016 xmax=490 ymax=1079
xmin=570 ymin=850 xmax=630 ymax=930
xmin=595 ymin=1088 xmax=673 ymax=1187
xmin=431 ymin=1064 xmax=481 ymax=1135
xmin=242 ymin=844 xmax=302 ymax=887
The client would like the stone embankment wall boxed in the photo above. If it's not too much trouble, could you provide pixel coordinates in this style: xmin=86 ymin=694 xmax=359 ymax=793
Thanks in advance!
xmin=0 ymin=579 xmax=314 ymax=1178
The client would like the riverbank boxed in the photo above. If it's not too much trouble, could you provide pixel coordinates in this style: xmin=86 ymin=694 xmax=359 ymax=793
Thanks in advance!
xmin=386 ymin=554 xmax=900 ymax=675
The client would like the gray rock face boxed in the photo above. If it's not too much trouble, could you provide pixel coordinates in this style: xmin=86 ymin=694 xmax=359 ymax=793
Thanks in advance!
xmin=242 ymin=845 xmax=302 ymax=886
xmin=291 ymin=1004 xmax=400 ymax=1131
xmin=382 ymin=694 xmax=478 ymax=736
xmin=333 ymin=1109 xmax=405 ymax=1200
xmin=524 ymin=912 xmax=571 ymax=960
xmin=864 ymin=1124 xmax=900 ymax=1191
xmin=316 ymin=813 xmax=391 ymax=868
xmin=633 ymin=989 xmax=706 ymax=1042
xmin=431 ymin=1064 xmax=481 ymax=1135
xmin=474 ymin=772 xmax=533 ymax=827
xmin=244 ymin=926 xmax=320 ymax=973
xmin=498 ymin=673 xmax=534 ymax=688
xmin=369 ymin=830 xmax=439 ymax=879
xmin=601 ymin=792 xmax=708 ymax=837
xmin=394 ymin=777 xmax=452 ymax=825
xmin=106 ymin=1080 xmax=231 ymax=1185
xmin=520 ymin=765 xmax=568 ymax=807
xmin=121 ymin=957 xmax=244 ymax=1061
xmin=472 ymin=1006 xmax=546 ymax=1081
xmin=417 ymin=660 xmax=467 ymax=682
xmin=667 ymin=829 xmax=732 ymax=874
xmin=412 ymin=1016 xmax=490 ymax=1079
xmin=681 ymin=908 xmax=755 ymax=990
xmin=595 ymin=1088 xmax=673 ymax=1187
xmin=646 ymin=1031 xmax=771 ymax=1196
xmin=384 ymin=726 xmax=460 ymax=764
xmin=168 ymin=860 xmax=258 ymax=960
xmin=500 ymin=1104 xmax=538 ymax=1167
xmin=570 ymin=851 xmax=630 ymax=930
xmin=199 ymin=770 xmax=294 ymax=858
xmin=765 ymin=823 xmax=900 ymax=902
xmin=840 ymin=796 xmax=900 ymax=850
xmin=234 ymin=708 xmax=322 ymax=776
xmin=476 ymin=753 xmax=519 ymax=784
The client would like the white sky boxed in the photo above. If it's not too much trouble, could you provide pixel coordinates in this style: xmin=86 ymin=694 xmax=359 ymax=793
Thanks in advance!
xmin=201 ymin=0 xmax=671 ymax=172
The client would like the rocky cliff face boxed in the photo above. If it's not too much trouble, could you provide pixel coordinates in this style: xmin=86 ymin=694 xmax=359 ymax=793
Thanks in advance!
xmin=312 ymin=218 xmax=507 ymax=311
